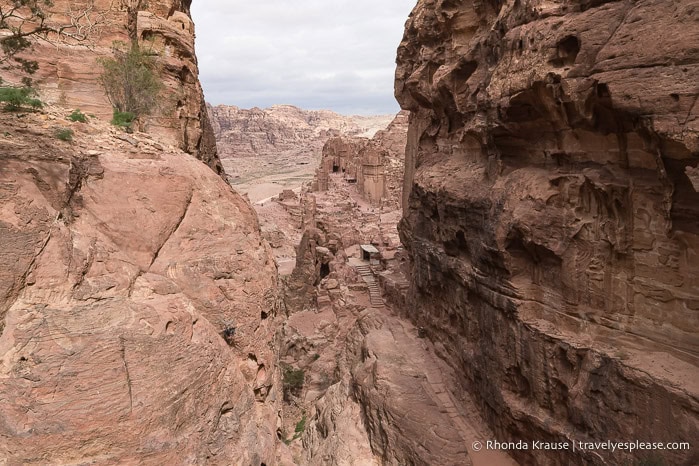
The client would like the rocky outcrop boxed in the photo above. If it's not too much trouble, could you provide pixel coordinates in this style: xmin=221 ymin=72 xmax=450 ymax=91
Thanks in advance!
xmin=10 ymin=0 xmax=222 ymax=173
xmin=0 ymin=108 xmax=278 ymax=463
xmin=395 ymin=1 xmax=699 ymax=465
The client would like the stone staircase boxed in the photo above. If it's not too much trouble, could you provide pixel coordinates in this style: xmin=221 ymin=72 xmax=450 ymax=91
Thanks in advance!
xmin=354 ymin=264 xmax=384 ymax=308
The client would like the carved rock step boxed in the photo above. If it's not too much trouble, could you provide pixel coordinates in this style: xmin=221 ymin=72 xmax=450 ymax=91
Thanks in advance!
xmin=353 ymin=264 xmax=384 ymax=307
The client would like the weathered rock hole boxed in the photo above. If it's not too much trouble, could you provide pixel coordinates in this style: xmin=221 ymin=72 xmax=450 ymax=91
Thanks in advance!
xmin=222 ymin=325 xmax=236 ymax=346
xmin=578 ymin=0 xmax=614 ymax=12
xmin=444 ymin=231 xmax=468 ymax=257
xmin=454 ymin=60 xmax=478 ymax=83
xmin=141 ymin=31 xmax=156 ymax=42
xmin=260 ymin=310 xmax=269 ymax=320
xmin=505 ymin=228 xmax=562 ymax=284
xmin=596 ymin=83 xmax=611 ymax=99
xmin=667 ymin=158 xmax=699 ymax=232
xmin=670 ymin=93 xmax=680 ymax=101
xmin=179 ymin=65 xmax=192 ymax=83
xmin=320 ymin=262 xmax=330 ymax=279
xmin=550 ymin=35 xmax=580 ymax=67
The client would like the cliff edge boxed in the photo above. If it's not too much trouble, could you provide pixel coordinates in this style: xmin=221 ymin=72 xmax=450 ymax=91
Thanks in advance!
xmin=11 ymin=0 xmax=222 ymax=173
xmin=0 ymin=1 xmax=280 ymax=463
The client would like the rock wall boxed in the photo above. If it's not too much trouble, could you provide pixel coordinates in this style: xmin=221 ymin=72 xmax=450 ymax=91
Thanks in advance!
xmin=8 ymin=0 xmax=222 ymax=173
xmin=0 ymin=105 xmax=280 ymax=464
xmin=395 ymin=1 xmax=699 ymax=465
xmin=0 ymin=0 xmax=284 ymax=462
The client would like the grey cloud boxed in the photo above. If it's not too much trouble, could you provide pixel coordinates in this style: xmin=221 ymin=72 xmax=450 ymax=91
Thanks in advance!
xmin=190 ymin=0 xmax=416 ymax=115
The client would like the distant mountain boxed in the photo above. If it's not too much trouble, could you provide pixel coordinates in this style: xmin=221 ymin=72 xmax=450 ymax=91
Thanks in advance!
xmin=207 ymin=104 xmax=394 ymax=160
xmin=206 ymin=103 xmax=395 ymax=184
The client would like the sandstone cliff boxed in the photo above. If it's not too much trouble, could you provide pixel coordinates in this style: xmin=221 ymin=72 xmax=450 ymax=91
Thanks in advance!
xmin=0 ymin=105 xmax=280 ymax=465
xmin=0 ymin=1 xmax=284 ymax=462
xmin=395 ymin=1 xmax=699 ymax=465
xmin=9 ymin=0 xmax=222 ymax=173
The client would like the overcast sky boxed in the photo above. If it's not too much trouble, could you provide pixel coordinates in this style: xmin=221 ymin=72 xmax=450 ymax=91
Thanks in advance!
xmin=190 ymin=1 xmax=416 ymax=115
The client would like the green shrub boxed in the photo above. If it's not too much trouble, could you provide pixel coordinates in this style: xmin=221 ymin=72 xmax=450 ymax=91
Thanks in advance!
xmin=0 ymin=86 xmax=42 ymax=111
xmin=283 ymin=366 xmax=304 ymax=389
xmin=294 ymin=415 xmax=306 ymax=434
xmin=282 ymin=365 xmax=304 ymax=400
xmin=111 ymin=108 xmax=136 ymax=130
xmin=68 ymin=109 xmax=88 ymax=123
xmin=98 ymin=44 xmax=162 ymax=121
xmin=55 ymin=128 xmax=74 ymax=142
xmin=282 ymin=414 xmax=307 ymax=445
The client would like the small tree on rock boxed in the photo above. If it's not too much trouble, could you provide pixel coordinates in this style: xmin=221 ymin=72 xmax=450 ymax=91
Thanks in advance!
xmin=0 ymin=1 xmax=51 ymax=74
xmin=98 ymin=42 xmax=163 ymax=127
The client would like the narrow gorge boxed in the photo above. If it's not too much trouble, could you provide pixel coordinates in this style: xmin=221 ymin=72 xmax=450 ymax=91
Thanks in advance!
xmin=0 ymin=1 xmax=697 ymax=465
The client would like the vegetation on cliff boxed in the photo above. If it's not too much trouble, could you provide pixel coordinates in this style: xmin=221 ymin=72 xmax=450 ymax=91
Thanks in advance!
xmin=98 ymin=43 xmax=162 ymax=129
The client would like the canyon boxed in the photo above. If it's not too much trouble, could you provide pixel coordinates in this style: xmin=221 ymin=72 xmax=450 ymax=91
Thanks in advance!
xmin=0 ymin=0 xmax=697 ymax=465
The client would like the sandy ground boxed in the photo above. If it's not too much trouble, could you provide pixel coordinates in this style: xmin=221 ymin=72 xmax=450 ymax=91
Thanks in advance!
xmin=226 ymin=162 xmax=316 ymax=203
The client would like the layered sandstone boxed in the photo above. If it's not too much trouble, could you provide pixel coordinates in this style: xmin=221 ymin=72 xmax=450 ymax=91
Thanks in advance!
xmin=0 ymin=107 xmax=279 ymax=463
xmin=7 ymin=0 xmax=221 ymax=173
xmin=395 ymin=1 xmax=699 ymax=465
xmin=209 ymin=104 xmax=394 ymax=161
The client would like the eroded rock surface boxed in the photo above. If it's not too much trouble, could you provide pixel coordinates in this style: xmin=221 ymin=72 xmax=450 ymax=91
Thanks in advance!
xmin=8 ymin=0 xmax=222 ymax=173
xmin=395 ymin=1 xmax=699 ymax=465
xmin=0 ymin=109 xmax=279 ymax=464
